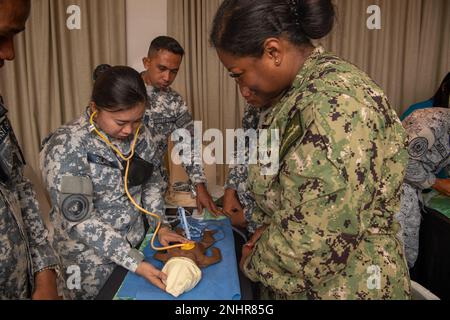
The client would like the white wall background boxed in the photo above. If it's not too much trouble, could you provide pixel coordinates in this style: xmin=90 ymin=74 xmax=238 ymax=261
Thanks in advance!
xmin=126 ymin=0 xmax=168 ymax=72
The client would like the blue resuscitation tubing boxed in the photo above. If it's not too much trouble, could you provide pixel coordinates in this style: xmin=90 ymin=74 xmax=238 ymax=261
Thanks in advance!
xmin=176 ymin=208 xmax=244 ymax=243
xmin=178 ymin=207 xmax=192 ymax=240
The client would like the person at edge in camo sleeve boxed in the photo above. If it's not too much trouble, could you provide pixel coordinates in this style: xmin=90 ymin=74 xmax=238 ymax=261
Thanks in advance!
xmin=0 ymin=0 xmax=59 ymax=300
xmin=396 ymin=108 xmax=449 ymax=269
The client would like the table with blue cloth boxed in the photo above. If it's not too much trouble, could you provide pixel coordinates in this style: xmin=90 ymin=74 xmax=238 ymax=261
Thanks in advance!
xmin=411 ymin=191 xmax=450 ymax=300
xmin=114 ymin=217 xmax=242 ymax=300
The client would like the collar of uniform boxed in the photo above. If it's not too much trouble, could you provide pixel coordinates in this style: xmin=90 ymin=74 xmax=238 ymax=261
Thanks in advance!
xmin=296 ymin=45 xmax=325 ymax=82
xmin=260 ymin=46 xmax=325 ymax=128
xmin=287 ymin=45 xmax=325 ymax=98
xmin=80 ymin=107 xmax=93 ymax=131
xmin=146 ymin=83 xmax=174 ymax=97
xmin=81 ymin=108 xmax=106 ymax=140
xmin=146 ymin=84 xmax=156 ymax=96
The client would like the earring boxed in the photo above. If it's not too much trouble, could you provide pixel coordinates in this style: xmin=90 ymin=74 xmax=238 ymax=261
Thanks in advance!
xmin=275 ymin=59 xmax=281 ymax=66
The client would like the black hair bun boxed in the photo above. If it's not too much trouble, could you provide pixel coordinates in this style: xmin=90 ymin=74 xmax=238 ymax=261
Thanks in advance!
xmin=93 ymin=64 xmax=112 ymax=81
xmin=297 ymin=0 xmax=335 ymax=39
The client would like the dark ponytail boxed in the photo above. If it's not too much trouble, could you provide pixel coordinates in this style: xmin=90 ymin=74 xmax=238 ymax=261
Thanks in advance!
xmin=296 ymin=0 xmax=335 ymax=40
xmin=210 ymin=0 xmax=335 ymax=57
xmin=93 ymin=64 xmax=112 ymax=81
xmin=91 ymin=65 xmax=147 ymax=112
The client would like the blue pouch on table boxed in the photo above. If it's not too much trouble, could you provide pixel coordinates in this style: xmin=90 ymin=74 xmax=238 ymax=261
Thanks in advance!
xmin=115 ymin=218 xmax=241 ymax=300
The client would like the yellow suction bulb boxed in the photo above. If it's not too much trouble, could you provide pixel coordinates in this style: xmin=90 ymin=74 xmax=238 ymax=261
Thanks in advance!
xmin=181 ymin=243 xmax=196 ymax=251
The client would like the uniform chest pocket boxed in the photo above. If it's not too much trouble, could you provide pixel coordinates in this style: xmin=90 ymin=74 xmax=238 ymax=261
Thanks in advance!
xmin=126 ymin=155 xmax=154 ymax=188
xmin=87 ymin=153 xmax=123 ymax=194
xmin=247 ymin=163 xmax=279 ymax=197
xmin=248 ymin=107 xmax=313 ymax=197
xmin=279 ymin=127 xmax=348 ymax=209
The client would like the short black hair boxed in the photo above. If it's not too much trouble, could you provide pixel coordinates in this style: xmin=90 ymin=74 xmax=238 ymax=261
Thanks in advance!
xmin=210 ymin=0 xmax=335 ymax=57
xmin=91 ymin=65 xmax=147 ymax=112
xmin=148 ymin=36 xmax=185 ymax=57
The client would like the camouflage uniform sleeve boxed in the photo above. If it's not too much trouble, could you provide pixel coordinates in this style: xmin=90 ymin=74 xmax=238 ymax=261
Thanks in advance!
xmin=225 ymin=104 xmax=261 ymax=190
xmin=12 ymin=160 xmax=58 ymax=274
xmin=142 ymin=165 xmax=169 ymax=230
xmin=404 ymin=159 xmax=436 ymax=190
xmin=402 ymin=118 xmax=438 ymax=190
xmin=172 ymin=93 xmax=207 ymax=186
xmin=249 ymin=206 xmax=271 ymax=228
xmin=40 ymin=132 xmax=144 ymax=273
xmin=224 ymin=164 xmax=247 ymax=192
xmin=244 ymin=93 xmax=405 ymax=295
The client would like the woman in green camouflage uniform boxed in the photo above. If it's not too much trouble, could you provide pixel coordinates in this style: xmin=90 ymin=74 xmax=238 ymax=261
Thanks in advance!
xmin=211 ymin=0 xmax=411 ymax=300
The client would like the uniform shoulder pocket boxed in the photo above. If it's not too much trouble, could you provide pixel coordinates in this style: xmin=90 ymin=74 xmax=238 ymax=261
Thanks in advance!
xmin=60 ymin=176 xmax=94 ymax=223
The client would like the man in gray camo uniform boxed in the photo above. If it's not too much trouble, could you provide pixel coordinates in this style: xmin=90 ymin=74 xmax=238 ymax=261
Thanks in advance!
xmin=142 ymin=36 xmax=221 ymax=216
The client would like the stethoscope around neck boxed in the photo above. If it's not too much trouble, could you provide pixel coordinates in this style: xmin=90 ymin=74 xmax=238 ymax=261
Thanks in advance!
xmin=89 ymin=111 xmax=195 ymax=251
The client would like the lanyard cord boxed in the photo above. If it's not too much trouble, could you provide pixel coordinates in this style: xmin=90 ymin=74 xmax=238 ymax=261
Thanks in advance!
xmin=89 ymin=111 xmax=192 ymax=251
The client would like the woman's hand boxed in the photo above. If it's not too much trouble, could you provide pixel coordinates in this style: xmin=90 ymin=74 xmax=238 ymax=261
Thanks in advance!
xmin=135 ymin=261 xmax=167 ymax=291
xmin=32 ymin=269 xmax=61 ymax=300
xmin=229 ymin=211 xmax=248 ymax=230
xmin=433 ymin=178 xmax=450 ymax=197
xmin=239 ymin=225 xmax=268 ymax=272
xmin=158 ymin=226 xmax=192 ymax=247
